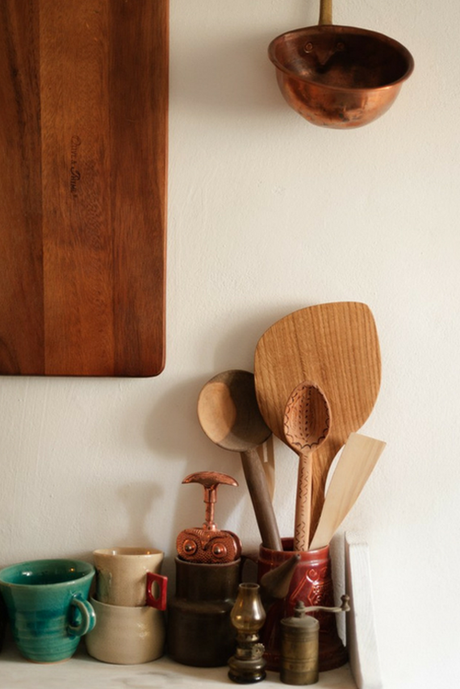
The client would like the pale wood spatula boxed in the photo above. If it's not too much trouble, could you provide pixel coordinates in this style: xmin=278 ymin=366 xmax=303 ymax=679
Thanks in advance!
xmin=309 ymin=432 xmax=386 ymax=550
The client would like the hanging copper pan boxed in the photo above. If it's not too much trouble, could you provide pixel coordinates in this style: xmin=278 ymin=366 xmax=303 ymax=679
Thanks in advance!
xmin=268 ymin=0 xmax=414 ymax=129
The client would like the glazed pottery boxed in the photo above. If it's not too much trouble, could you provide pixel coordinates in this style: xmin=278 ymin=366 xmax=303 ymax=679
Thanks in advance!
xmin=93 ymin=547 xmax=167 ymax=608
xmin=0 ymin=593 xmax=7 ymax=652
xmin=257 ymin=538 xmax=347 ymax=672
xmin=85 ymin=597 xmax=165 ymax=664
xmin=167 ymin=557 xmax=241 ymax=667
xmin=0 ymin=559 xmax=95 ymax=663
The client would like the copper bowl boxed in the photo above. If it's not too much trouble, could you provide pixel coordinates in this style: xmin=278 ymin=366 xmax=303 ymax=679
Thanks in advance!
xmin=268 ymin=7 xmax=414 ymax=129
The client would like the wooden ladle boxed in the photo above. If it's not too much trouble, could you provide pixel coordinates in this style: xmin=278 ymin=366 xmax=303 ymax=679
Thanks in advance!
xmin=284 ymin=381 xmax=331 ymax=551
xmin=197 ymin=370 xmax=282 ymax=551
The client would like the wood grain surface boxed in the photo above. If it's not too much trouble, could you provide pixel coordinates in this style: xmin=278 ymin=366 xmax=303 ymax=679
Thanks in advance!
xmin=309 ymin=433 xmax=386 ymax=550
xmin=254 ymin=302 xmax=381 ymax=537
xmin=0 ymin=0 xmax=168 ymax=376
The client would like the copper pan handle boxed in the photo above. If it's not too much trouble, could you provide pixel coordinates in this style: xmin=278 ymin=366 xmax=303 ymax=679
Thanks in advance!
xmin=319 ymin=0 xmax=333 ymax=25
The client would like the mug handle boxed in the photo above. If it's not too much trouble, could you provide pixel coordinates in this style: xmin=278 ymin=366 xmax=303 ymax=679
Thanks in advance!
xmin=146 ymin=572 xmax=168 ymax=611
xmin=67 ymin=594 xmax=96 ymax=638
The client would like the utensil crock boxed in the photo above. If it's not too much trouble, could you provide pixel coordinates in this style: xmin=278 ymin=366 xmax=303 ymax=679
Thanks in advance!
xmin=257 ymin=538 xmax=347 ymax=672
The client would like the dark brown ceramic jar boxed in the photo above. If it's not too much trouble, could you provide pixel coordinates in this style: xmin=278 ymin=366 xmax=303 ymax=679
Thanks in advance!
xmin=167 ymin=557 xmax=241 ymax=667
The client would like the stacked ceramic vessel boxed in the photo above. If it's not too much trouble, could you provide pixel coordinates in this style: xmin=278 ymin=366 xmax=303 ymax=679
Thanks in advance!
xmin=87 ymin=547 xmax=167 ymax=665
xmin=0 ymin=558 xmax=96 ymax=663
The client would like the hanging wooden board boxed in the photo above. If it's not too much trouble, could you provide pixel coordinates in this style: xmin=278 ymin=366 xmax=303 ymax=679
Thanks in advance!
xmin=0 ymin=0 xmax=168 ymax=376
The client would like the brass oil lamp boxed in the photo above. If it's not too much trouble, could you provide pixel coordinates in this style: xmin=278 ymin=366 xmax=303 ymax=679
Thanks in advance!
xmin=228 ymin=583 xmax=267 ymax=684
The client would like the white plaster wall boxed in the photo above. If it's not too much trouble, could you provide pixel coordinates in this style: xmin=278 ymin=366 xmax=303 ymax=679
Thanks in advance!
xmin=1 ymin=1 xmax=459 ymax=687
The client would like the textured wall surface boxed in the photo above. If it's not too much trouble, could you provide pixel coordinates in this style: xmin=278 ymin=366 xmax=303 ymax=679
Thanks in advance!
xmin=0 ymin=2 xmax=458 ymax=687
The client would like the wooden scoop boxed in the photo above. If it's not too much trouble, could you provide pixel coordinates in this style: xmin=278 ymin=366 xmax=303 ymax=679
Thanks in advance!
xmin=254 ymin=302 xmax=381 ymax=535
xmin=283 ymin=382 xmax=331 ymax=551
xmin=197 ymin=370 xmax=282 ymax=551
xmin=309 ymin=433 xmax=386 ymax=550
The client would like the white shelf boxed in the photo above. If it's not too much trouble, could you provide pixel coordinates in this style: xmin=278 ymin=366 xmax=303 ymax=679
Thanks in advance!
xmin=0 ymin=637 xmax=357 ymax=689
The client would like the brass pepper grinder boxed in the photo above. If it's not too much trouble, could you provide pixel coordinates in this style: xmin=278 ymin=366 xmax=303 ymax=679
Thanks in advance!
xmin=228 ymin=583 xmax=267 ymax=684
xmin=280 ymin=595 xmax=351 ymax=685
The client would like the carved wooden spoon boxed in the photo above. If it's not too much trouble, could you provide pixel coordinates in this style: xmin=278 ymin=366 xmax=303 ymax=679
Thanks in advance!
xmin=284 ymin=381 xmax=331 ymax=551
xmin=198 ymin=370 xmax=282 ymax=551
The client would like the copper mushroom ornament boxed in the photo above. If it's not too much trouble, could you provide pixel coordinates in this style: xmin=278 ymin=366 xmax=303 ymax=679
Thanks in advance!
xmin=268 ymin=0 xmax=414 ymax=128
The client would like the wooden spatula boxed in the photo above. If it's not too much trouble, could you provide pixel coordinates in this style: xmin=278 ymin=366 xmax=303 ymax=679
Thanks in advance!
xmin=309 ymin=433 xmax=386 ymax=550
xmin=254 ymin=302 xmax=381 ymax=538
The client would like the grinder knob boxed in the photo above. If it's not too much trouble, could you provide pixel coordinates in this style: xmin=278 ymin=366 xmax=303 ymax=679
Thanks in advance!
xmin=176 ymin=471 xmax=242 ymax=563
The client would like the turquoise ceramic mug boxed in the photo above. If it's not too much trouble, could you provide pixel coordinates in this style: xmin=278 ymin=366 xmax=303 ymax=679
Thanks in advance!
xmin=0 ymin=558 xmax=96 ymax=663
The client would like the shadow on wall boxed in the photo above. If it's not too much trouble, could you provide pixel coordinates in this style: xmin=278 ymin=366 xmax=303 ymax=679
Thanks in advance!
xmin=144 ymin=376 xmax=233 ymax=559
xmin=171 ymin=0 xmax=329 ymax=116
xmin=142 ymin=302 xmax=313 ymax=561
xmin=207 ymin=301 xmax=317 ymax=372
xmin=116 ymin=482 xmax=164 ymax=546
xmin=172 ymin=29 xmax=289 ymax=114
xmin=142 ymin=299 xmax=309 ymax=467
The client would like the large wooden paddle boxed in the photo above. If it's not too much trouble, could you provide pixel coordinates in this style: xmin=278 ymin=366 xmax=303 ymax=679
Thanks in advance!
xmin=254 ymin=302 xmax=381 ymax=539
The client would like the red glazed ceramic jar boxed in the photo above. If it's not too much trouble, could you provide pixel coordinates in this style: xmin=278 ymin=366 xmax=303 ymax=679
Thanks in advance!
xmin=257 ymin=538 xmax=347 ymax=672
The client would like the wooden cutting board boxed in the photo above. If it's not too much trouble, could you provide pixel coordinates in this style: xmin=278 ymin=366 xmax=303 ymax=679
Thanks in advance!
xmin=254 ymin=302 xmax=381 ymax=536
xmin=0 ymin=0 xmax=168 ymax=376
